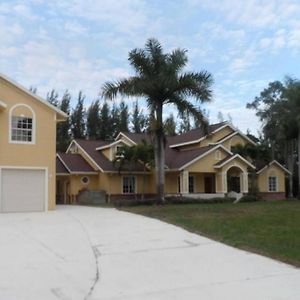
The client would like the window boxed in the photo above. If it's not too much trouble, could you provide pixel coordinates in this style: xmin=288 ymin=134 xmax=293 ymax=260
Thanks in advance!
xmin=188 ymin=176 xmax=194 ymax=193
xmin=123 ymin=176 xmax=136 ymax=194
xmin=11 ymin=116 xmax=33 ymax=142
xmin=268 ymin=176 xmax=277 ymax=192
xmin=116 ymin=145 xmax=125 ymax=157
xmin=81 ymin=176 xmax=90 ymax=185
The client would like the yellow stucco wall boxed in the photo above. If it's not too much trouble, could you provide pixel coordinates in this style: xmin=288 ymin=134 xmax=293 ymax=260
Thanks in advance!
xmin=221 ymin=134 xmax=247 ymax=151
xmin=0 ymin=77 xmax=59 ymax=210
xmin=165 ymin=172 xmax=180 ymax=193
xmin=69 ymin=174 xmax=99 ymax=195
xmin=186 ymin=148 xmax=228 ymax=173
xmin=257 ymin=164 xmax=285 ymax=192
xmin=201 ymin=126 xmax=234 ymax=147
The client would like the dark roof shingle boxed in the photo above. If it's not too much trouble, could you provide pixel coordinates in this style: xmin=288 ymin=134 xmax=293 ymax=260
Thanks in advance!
xmin=57 ymin=153 xmax=96 ymax=173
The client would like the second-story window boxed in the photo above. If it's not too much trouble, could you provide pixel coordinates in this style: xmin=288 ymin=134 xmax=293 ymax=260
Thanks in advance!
xmin=11 ymin=116 xmax=33 ymax=142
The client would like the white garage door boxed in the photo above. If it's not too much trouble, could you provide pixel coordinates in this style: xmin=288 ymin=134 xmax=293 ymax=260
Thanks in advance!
xmin=1 ymin=169 xmax=46 ymax=212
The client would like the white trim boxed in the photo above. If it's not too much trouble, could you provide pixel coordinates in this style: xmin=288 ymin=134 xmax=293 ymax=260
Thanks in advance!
xmin=56 ymin=154 xmax=71 ymax=173
xmin=9 ymin=103 xmax=36 ymax=144
xmin=115 ymin=132 xmax=137 ymax=145
xmin=66 ymin=140 xmax=104 ymax=172
xmin=214 ymin=154 xmax=256 ymax=169
xmin=0 ymin=166 xmax=48 ymax=212
xmin=179 ymin=144 xmax=232 ymax=171
xmin=0 ymin=73 xmax=68 ymax=119
xmin=0 ymin=100 xmax=7 ymax=109
xmin=170 ymin=123 xmax=229 ymax=148
xmin=257 ymin=160 xmax=291 ymax=175
xmin=121 ymin=175 xmax=137 ymax=194
xmin=95 ymin=139 xmax=131 ymax=151
xmin=170 ymin=122 xmax=257 ymax=149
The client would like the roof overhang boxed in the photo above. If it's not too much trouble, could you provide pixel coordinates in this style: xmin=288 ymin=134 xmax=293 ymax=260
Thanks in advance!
xmin=209 ymin=130 xmax=257 ymax=146
xmin=115 ymin=132 xmax=138 ymax=145
xmin=257 ymin=160 xmax=291 ymax=175
xmin=214 ymin=154 xmax=256 ymax=170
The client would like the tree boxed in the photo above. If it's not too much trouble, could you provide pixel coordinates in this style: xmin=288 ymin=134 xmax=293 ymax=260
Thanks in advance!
xmin=119 ymin=100 xmax=129 ymax=132
xmin=164 ymin=113 xmax=177 ymax=136
xmin=102 ymin=38 xmax=213 ymax=202
xmin=57 ymin=90 xmax=71 ymax=151
xmin=86 ymin=100 xmax=101 ymax=140
xmin=99 ymin=101 xmax=112 ymax=140
xmin=71 ymin=91 xmax=86 ymax=139
xmin=132 ymin=101 xmax=146 ymax=133
xmin=179 ymin=110 xmax=192 ymax=133
xmin=47 ymin=89 xmax=59 ymax=107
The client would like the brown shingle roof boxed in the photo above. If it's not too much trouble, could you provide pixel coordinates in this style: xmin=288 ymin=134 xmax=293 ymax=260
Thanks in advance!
xmin=57 ymin=153 xmax=96 ymax=173
xmin=165 ymin=145 xmax=214 ymax=169
xmin=56 ymin=157 xmax=69 ymax=174
xmin=167 ymin=122 xmax=227 ymax=146
xmin=119 ymin=132 xmax=152 ymax=144
xmin=74 ymin=139 xmax=146 ymax=172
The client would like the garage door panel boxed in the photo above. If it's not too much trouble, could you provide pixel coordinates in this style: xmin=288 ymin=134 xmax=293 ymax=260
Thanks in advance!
xmin=1 ymin=169 xmax=45 ymax=212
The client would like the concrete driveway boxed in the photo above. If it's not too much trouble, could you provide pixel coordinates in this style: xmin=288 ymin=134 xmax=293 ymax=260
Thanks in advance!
xmin=0 ymin=205 xmax=299 ymax=300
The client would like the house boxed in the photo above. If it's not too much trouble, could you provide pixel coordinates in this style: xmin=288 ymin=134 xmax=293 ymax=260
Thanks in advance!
xmin=56 ymin=121 xmax=290 ymax=203
xmin=0 ymin=74 xmax=67 ymax=212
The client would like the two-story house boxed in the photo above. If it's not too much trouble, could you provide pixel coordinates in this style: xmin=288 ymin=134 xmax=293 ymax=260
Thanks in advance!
xmin=56 ymin=121 xmax=290 ymax=203
xmin=0 ymin=74 xmax=67 ymax=212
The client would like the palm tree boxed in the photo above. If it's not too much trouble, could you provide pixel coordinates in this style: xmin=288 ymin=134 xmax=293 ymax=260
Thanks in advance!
xmin=102 ymin=38 xmax=213 ymax=202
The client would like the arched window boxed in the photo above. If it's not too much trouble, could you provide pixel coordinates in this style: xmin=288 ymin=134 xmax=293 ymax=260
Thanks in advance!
xmin=9 ymin=104 xmax=35 ymax=144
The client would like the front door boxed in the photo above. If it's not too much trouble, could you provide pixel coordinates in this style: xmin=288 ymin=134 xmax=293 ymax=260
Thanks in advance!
xmin=204 ymin=176 xmax=213 ymax=193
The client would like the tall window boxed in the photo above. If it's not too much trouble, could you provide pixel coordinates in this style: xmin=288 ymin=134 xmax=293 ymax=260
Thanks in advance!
xmin=123 ymin=176 xmax=136 ymax=194
xmin=11 ymin=116 xmax=33 ymax=142
xmin=188 ymin=176 xmax=194 ymax=193
xmin=268 ymin=176 xmax=277 ymax=192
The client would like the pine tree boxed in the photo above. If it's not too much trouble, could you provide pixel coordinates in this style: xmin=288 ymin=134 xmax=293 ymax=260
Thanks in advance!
xmin=179 ymin=110 xmax=191 ymax=133
xmin=86 ymin=100 xmax=100 ymax=140
xmin=47 ymin=89 xmax=59 ymax=107
xmin=99 ymin=101 xmax=112 ymax=140
xmin=71 ymin=91 xmax=86 ymax=139
xmin=57 ymin=90 xmax=71 ymax=151
xmin=132 ymin=101 xmax=146 ymax=133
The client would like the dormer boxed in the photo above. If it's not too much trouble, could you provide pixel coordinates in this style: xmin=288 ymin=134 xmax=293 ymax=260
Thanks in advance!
xmin=96 ymin=139 xmax=131 ymax=161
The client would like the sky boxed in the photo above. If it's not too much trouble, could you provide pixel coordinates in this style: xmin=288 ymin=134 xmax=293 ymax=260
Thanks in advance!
xmin=1 ymin=0 xmax=300 ymax=135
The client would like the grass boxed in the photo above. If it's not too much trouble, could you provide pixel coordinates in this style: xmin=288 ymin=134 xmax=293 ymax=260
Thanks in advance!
xmin=121 ymin=200 xmax=300 ymax=267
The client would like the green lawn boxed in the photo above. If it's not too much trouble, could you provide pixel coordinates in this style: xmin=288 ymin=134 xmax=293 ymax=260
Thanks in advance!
xmin=121 ymin=200 xmax=300 ymax=267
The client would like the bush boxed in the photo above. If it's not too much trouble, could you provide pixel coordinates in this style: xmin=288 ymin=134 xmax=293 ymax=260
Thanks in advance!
xmin=238 ymin=195 xmax=259 ymax=202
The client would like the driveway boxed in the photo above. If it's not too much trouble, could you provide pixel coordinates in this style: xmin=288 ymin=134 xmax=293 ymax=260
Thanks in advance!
xmin=0 ymin=205 xmax=299 ymax=300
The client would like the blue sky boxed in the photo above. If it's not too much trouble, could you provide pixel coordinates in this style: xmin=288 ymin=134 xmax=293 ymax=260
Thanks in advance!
xmin=1 ymin=0 xmax=300 ymax=134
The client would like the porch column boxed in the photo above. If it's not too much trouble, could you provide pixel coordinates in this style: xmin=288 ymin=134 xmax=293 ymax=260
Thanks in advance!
xmin=222 ymin=172 xmax=227 ymax=193
xmin=241 ymin=172 xmax=248 ymax=193
xmin=180 ymin=170 xmax=189 ymax=194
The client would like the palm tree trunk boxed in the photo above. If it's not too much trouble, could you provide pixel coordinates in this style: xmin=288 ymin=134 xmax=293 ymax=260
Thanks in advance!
xmin=154 ymin=103 xmax=165 ymax=203
xmin=287 ymin=139 xmax=294 ymax=198
xmin=298 ymin=129 xmax=300 ymax=198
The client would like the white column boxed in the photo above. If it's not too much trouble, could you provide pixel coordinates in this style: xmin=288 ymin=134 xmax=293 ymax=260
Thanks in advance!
xmin=242 ymin=172 xmax=248 ymax=193
xmin=223 ymin=172 xmax=227 ymax=193
xmin=181 ymin=170 xmax=189 ymax=194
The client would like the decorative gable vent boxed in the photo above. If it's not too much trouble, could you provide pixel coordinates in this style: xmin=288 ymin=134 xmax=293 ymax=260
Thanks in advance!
xmin=70 ymin=144 xmax=78 ymax=154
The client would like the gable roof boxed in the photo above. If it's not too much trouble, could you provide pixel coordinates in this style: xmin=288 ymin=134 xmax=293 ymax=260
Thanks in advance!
xmin=57 ymin=153 xmax=97 ymax=174
xmin=211 ymin=131 xmax=257 ymax=146
xmin=168 ymin=122 xmax=227 ymax=148
xmin=0 ymin=73 xmax=68 ymax=120
xmin=72 ymin=139 xmax=147 ymax=173
xmin=214 ymin=154 xmax=256 ymax=169
xmin=116 ymin=132 xmax=152 ymax=144
xmin=56 ymin=156 xmax=69 ymax=175
xmin=256 ymin=160 xmax=291 ymax=175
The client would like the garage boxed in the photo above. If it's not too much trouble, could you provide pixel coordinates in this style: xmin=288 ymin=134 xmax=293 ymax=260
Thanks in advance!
xmin=0 ymin=168 xmax=46 ymax=212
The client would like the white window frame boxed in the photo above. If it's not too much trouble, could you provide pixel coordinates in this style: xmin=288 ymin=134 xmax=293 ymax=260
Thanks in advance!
xmin=268 ymin=176 xmax=277 ymax=192
xmin=9 ymin=104 xmax=36 ymax=144
xmin=122 ymin=175 xmax=136 ymax=194
xmin=115 ymin=145 xmax=125 ymax=158
xmin=81 ymin=176 xmax=90 ymax=185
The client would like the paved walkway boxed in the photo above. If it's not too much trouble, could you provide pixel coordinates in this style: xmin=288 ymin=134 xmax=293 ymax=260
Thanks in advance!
xmin=0 ymin=205 xmax=299 ymax=299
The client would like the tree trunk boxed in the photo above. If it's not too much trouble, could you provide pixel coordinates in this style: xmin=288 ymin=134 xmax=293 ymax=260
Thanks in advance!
xmin=287 ymin=139 xmax=294 ymax=198
xmin=298 ymin=130 xmax=300 ymax=198
xmin=154 ymin=103 xmax=165 ymax=203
